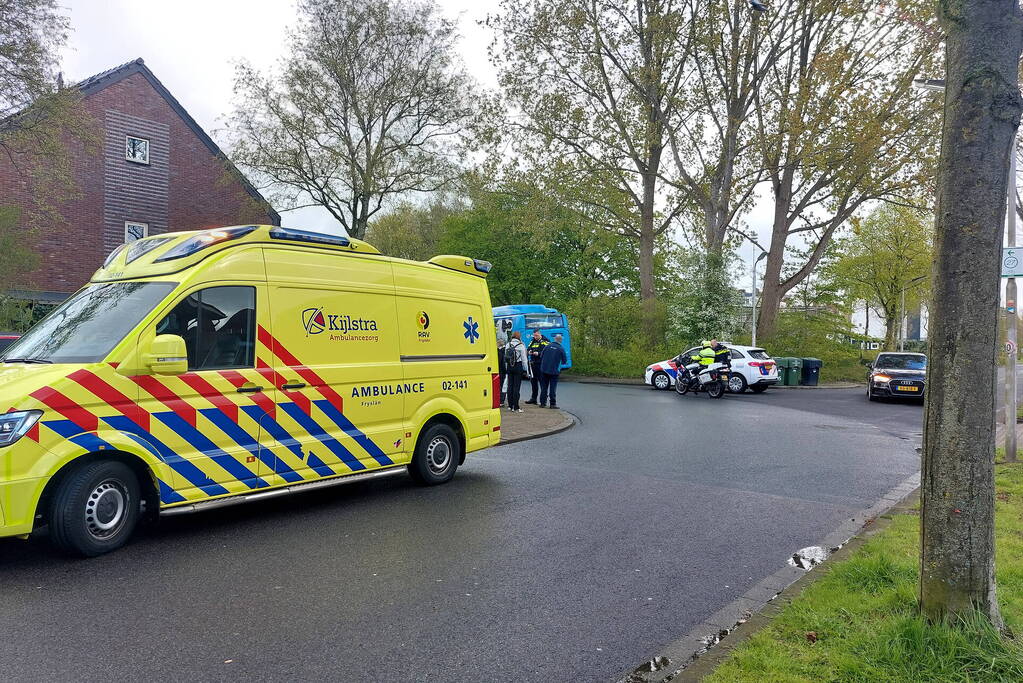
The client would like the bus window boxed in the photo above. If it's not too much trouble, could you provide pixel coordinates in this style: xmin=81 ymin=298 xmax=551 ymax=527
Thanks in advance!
xmin=524 ymin=314 xmax=564 ymax=330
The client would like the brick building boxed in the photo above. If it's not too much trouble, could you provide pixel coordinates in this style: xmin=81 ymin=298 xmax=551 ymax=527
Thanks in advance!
xmin=0 ymin=58 xmax=279 ymax=301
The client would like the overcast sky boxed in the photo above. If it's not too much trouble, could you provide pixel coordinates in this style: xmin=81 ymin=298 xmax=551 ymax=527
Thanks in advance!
xmin=57 ymin=0 xmax=772 ymax=288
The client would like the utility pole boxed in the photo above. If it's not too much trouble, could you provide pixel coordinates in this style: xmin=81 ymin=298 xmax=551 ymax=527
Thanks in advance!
xmin=751 ymin=247 xmax=767 ymax=347
xmin=1007 ymin=137 xmax=1018 ymax=462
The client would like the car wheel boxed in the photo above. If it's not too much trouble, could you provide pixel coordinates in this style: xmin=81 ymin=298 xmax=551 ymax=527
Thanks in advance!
xmin=727 ymin=373 xmax=748 ymax=393
xmin=750 ymin=385 xmax=768 ymax=394
xmin=867 ymin=386 xmax=879 ymax=402
xmin=652 ymin=371 xmax=671 ymax=390
xmin=409 ymin=423 xmax=460 ymax=486
xmin=49 ymin=460 xmax=141 ymax=557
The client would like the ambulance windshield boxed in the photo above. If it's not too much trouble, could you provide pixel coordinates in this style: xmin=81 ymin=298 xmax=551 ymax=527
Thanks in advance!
xmin=3 ymin=281 xmax=176 ymax=364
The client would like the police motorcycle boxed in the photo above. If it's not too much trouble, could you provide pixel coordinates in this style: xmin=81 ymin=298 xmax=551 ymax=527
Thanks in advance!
xmin=673 ymin=355 xmax=729 ymax=399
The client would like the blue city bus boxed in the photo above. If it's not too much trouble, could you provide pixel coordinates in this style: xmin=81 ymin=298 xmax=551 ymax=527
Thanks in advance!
xmin=492 ymin=304 xmax=572 ymax=369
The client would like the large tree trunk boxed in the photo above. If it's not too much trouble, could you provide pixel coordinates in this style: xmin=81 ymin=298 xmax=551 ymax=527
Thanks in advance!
xmin=883 ymin=305 xmax=899 ymax=351
xmin=755 ymin=181 xmax=791 ymax=340
xmin=920 ymin=0 xmax=1023 ymax=626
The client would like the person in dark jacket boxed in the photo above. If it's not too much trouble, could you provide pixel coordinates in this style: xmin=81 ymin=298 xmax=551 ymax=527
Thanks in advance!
xmin=711 ymin=339 xmax=731 ymax=368
xmin=538 ymin=333 xmax=568 ymax=408
xmin=524 ymin=330 xmax=549 ymax=404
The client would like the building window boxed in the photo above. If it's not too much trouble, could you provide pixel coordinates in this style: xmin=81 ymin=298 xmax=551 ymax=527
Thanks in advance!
xmin=125 ymin=221 xmax=149 ymax=243
xmin=125 ymin=135 xmax=150 ymax=164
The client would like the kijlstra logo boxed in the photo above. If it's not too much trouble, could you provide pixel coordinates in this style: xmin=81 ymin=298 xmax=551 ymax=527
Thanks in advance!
xmin=302 ymin=307 xmax=379 ymax=336
xmin=302 ymin=307 xmax=326 ymax=335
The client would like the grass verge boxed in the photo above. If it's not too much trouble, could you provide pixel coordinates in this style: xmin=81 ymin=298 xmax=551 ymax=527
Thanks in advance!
xmin=706 ymin=463 xmax=1023 ymax=682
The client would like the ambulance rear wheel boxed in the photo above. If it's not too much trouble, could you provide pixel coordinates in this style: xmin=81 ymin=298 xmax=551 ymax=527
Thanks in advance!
xmin=409 ymin=423 xmax=460 ymax=485
xmin=48 ymin=460 xmax=140 ymax=557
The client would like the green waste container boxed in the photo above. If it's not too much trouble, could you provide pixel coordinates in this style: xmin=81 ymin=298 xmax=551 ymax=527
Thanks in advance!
xmin=800 ymin=357 xmax=822 ymax=386
xmin=775 ymin=357 xmax=795 ymax=386
xmin=786 ymin=357 xmax=803 ymax=386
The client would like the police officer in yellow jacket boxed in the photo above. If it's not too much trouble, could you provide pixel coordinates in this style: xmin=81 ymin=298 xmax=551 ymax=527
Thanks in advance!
xmin=524 ymin=330 xmax=549 ymax=404
xmin=680 ymin=340 xmax=716 ymax=384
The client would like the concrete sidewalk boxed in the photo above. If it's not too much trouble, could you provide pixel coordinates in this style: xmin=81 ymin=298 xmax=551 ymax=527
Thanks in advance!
xmin=498 ymin=402 xmax=575 ymax=444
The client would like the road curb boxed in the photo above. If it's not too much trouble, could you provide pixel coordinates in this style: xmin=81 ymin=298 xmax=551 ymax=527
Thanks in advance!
xmin=617 ymin=471 xmax=921 ymax=683
xmin=562 ymin=375 xmax=646 ymax=386
xmin=498 ymin=410 xmax=578 ymax=445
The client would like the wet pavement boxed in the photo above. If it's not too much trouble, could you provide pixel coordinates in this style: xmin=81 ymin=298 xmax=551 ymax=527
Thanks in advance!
xmin=0 ymin=384 xmax=920 ymax=681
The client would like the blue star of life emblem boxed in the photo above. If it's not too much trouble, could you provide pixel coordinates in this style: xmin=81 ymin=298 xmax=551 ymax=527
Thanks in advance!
xmin=463 ymin=316 xmax=480 ymax=344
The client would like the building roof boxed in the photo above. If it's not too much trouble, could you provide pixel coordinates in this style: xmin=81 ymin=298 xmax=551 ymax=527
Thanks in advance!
xmin=76 ymin=58 xmax=280 ymax=225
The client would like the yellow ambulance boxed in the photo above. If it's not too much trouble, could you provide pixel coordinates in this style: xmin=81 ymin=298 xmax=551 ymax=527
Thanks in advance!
xmin=0 ymin=225 xmax=501 ymax=556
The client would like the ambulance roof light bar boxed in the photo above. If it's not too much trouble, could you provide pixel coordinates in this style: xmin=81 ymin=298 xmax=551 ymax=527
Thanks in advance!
xmin=154 ymin=225 xmax=258 ymax=263
xmin=269 ymin=227 xmax=351 ymax=247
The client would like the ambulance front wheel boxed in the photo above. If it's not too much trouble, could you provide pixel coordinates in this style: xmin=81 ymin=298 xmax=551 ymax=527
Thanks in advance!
xmin=48 ymin=460 xmax=141 ymax=557
xmin=409 ymin=423 xmax=460 ymax=485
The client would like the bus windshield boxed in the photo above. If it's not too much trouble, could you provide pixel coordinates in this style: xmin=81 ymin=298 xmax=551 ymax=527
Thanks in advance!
xmin=3 ymin=281 xmax=176 ymax=364
xmin=524 ymin=314 xmax=564 ymax=330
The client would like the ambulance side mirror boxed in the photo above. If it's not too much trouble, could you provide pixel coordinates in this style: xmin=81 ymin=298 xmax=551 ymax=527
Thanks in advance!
xmin=145 ymin=334 xmax=189 ymax=375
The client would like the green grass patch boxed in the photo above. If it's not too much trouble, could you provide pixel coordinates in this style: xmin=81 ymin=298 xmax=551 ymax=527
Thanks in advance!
xmin=707 ymin=463 xmax=1023 ymax=682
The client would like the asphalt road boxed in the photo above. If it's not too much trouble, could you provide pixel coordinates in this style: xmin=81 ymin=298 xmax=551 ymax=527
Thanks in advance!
xmin=0 ymin=384 xmax=921 ymax=682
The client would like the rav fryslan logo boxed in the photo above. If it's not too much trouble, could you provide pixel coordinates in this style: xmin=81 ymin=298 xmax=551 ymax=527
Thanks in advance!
xmin=416 ymin=311 xmax=431 ymax=342
xmin=302 ymin=307 xmax=379 ymax=337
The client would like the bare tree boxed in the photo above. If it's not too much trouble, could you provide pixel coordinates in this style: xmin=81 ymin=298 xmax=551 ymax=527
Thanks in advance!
xmin=663 ymin=0 xmax=795 ymax=253
xmin=490 ymin=0 xmax=697 ymax=344
xmin=752 ymin=0 xmax=942 ymax=340
xmin=919 ymin=0 xmax=1023 ymax=626
xmin=225 ymin=0 xmax=477 ymax=239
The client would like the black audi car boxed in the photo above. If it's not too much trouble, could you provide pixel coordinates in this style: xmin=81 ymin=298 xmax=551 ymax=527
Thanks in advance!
xmin=867 ymin=352 xmax=927 ymax=401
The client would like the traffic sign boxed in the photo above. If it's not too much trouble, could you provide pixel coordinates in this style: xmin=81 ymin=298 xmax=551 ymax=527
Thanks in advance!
xmin=1008 ymin=340 xmax=1017 ymax=355
xmin=1003 ymin=248 xmax=1023 ymax=276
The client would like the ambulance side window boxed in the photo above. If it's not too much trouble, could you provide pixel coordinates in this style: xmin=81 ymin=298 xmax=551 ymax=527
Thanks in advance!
xmin=156 ymin=286 xmax=256 ymax=370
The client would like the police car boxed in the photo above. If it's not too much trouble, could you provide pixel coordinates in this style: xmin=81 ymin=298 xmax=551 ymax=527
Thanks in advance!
xmin=645 ymin=344 xmax=780 ymax=393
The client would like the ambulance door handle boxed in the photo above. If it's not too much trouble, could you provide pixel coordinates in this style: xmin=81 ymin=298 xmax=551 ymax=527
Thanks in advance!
xmin=236 ymin=383 xmax=264 ymax=393
xmin=282 ymin=382 xmax=306 ymax=390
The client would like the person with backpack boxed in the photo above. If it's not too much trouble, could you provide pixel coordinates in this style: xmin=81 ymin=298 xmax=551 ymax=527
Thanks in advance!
xmin=505 ymin=331 xmax=530 ymax=412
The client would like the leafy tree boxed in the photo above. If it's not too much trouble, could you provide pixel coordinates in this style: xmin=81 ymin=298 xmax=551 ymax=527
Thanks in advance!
xmin=919 ymin=0 xmax=1023 ymax=627
xmin=662 ymin=248 xmax=743 ymax=347
xmin=365 ymin=196 xmax=463 ymax=261
xmin=752 ymin=0 xmax=942 ymax=339
xmin=1 ymin=0 xmax=91 ymax=289
xmin=488 ymin=0 xmax=697 ymax=344
xmin=225 ymin=0 xmax=477 ymax=239
xmin=437 ymin=186 xmax=637 ymax=309
xmin=832 ymin=204 xmax=931 ymax=351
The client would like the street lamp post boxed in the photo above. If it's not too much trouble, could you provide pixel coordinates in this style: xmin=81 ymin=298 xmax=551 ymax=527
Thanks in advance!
xmin=751 ymin=246 xmax=768 ymax=347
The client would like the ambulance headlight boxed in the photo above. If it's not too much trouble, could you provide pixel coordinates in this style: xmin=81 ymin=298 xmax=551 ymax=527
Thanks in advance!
xmin=155 ymin=225 xmax=257 ymax=263
xmin=0 ymin=410 xmax=42 ymax=448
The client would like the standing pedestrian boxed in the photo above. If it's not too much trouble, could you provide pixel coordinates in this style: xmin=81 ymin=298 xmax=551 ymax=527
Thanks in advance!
xmin=538 ymin=333 xmax=568 ymax=408
xmin=505 ymin=331 xmax=530 ymax=412
xmin=524 ymin=329 xmax=549 ymax=404
xmin=496 ymin=337 xmax=508 ymax=406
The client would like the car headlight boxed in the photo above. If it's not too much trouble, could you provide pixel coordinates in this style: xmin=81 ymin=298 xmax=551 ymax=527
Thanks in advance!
xmin=873 ymin=374 xmax=891 ymax=382
xmin=0 ymin=410 xmax=43 ymax=448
